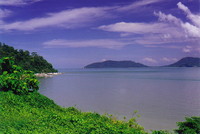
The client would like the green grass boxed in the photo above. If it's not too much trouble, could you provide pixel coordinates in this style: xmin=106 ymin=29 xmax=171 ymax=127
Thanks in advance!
xmin=0 ymin=91 xmax=150 ymax=134
xmin=1 ymin=91 xmax=199 ymax=134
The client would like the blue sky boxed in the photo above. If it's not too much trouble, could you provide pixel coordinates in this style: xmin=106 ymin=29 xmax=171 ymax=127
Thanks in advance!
xmin=0 ymin=0 xmax=200 ymax=68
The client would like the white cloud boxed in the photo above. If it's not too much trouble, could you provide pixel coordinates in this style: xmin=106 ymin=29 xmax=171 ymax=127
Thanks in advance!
xmin=118 ymin=0 xmax=163 ymax=11
xmin=99 ymin=22 xmax=182 ymax=36
xmin=43 ymin=39 xmax=128 ymax=49
xmin=0 ymin=0 xmax=163 ymax=32
xmin=143 ymin=57 xmax=157 ymax=63
xmin=182 ymin=48 xmax=191 ymax=53
xmin=182 ymin=45 xmax=196 ymax=53
xmin=177 ymin=2 xmax=190 ymax=14
xmin=177 ymin=2 xmax=200 ymax=27
xmin=0 ymin=0 xmax=42 ymax=6
xmin=162 ymin=57 xmax=177 ymax=62
xmin=0 ymin=7 xmax=109 ymax=31
xmin=155 ymin=2 xmax=200 ymax=38
xmin=0 ymin=9 xmax=12 ymax=19
xmin=101 ymin=59 xmax=107 ymax=62
xmin=154 ymin=11 xmax=181 ymax=25
xmin=98 ymin=22 xmax=186 ymax=45
xmin=98 ymin=2 xmax=200 ymax=48
xmin=0 ymin=0 xmax=168 ymax=33
xmin=181 ymin=22 xmax=200 ymax=38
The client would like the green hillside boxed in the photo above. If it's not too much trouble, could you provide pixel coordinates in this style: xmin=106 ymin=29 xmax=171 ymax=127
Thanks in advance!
xmin=0 ymin=42 xmax=57 ymax=73
xmin=0 ymin=57 xmax=199 ymax=134
xmin=1 ymin=91 xmax=199 ymax=134
xmin=0 ymin=91 xmax=149 ymax=134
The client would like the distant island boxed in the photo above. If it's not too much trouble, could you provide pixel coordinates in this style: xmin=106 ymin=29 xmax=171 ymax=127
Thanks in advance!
xmin=84 ymin=60 xmax=148 ymax=68
xmin=0 ymin=42 xmax=57 ymax=73
xmin=166 ymin=57 xmax=200 ymax=67
xmin=85 ymin=57 xmax=200 ymax=68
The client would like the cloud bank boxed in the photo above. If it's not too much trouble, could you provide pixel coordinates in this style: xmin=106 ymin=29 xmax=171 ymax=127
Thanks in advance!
xmin=100 ymin=2 xmax=200 ymax=39
xmin=0 ymin=7 xmax=109 ymax=31
xmin=98 ymin=2 xmax=200 ymax=51
xmin=117 ymin=0 xmax=163 ymax=11
xmin=99 ymin=22 xmax=182 ymax=36
xmin=143 ymin=57 xmax=157 ymax=63
xmin=154 ymin=3 xmax=200 ymax=38
xmin=43 ymin=39 xmax=128 ymax=49
xmin=0 ymin=0 xmax=163 ymax=32
xmin=0 ymin=0 xmax=42 ymax=6
xmin=0 ymin=9 xmax=12 ymax=19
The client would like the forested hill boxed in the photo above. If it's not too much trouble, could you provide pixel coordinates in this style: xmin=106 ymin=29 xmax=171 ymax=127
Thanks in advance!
xmin=0 ymin=42 xmax=57 ymax=73
xmin=85 ymin=60 xmax=148 ymax=68
xmin=166 ymin=57 xmax=200 ymax=67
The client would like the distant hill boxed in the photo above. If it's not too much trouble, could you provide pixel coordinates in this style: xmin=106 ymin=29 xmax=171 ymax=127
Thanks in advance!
xmin=166 ymin=57 xmax=200 ymax=67
xmin=84 ymin=60 xmax=148 ymax=68
xmin=0 ymin=42 xmax=57 ymax=73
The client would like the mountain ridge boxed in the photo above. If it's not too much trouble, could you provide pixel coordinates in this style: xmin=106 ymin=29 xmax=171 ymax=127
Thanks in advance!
xmin=166 ymin=57 xmax=200 ymax=67
xmin=84 ymin=57 xmax=200 ymax=68
xmin=84 ymin=60 xmax=148 ymax=68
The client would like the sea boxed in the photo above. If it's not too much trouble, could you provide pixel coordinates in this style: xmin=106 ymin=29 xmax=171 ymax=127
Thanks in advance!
xmin=39 ymin=67 xmax=200 ymax=130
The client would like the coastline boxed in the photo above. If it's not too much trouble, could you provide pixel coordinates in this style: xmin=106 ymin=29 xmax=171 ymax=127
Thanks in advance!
xmin=35 ymin=72 xmax=62 ymax=78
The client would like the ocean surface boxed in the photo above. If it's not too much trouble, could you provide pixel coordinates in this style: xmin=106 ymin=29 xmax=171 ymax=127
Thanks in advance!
xmin=39 ymin=67 xmax=200 ymax=130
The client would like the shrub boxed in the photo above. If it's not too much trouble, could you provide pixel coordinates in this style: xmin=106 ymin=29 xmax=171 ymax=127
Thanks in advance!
xmin=175 ymin=117 xmax=200 ymax=134
xmin=0 ymin=57 xmax=39 ymax=94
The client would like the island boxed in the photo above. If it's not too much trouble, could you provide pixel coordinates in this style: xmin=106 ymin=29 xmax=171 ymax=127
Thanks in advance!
xmin=166 ymin=57 xmax=200 ymax=67
xmin=85 ymin=57 xmax=200 ymax=68
xmin=84 ymin=60 xmax=148 ymax=68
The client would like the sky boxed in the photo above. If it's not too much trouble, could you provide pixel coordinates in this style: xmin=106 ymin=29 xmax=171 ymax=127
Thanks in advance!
xmin=0 ymin=0 xmax=200 ymax=68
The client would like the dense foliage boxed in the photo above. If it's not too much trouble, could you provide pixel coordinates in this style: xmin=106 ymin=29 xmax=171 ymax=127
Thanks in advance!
xmin=0 ymin=57 xmax=39 ymax=94
xmin=85 ymin=60 xmax=148 ymax=68
xmin=0 ymin=90 xmax=199 ymax=134
xmin=0 ymin=48 xmax=199 ymax=133
xmin=0 ymin=91 xmax=149 ymax=134
xmin=0 ymin=42 xmax=57 ymax=73
xmin=175 ymin=117 xmax=200 ymax=134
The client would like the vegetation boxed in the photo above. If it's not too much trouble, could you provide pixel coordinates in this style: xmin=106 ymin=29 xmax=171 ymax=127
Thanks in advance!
xmin=85 ymin=60 xmax=148 ymax=68
xmin=0 ymin=91 xmax=149 ymax=134
xmin=175 ymin=117 xmax=200 ymax=134
xmin=0 ymin=42 xmax=57 ymax=73
xmin=0 ymin=57 xmax=147 ymax=133
xmin=0 ymin=57 xmax=199 ymax=133
xmin=166 ymin=57 xmax=200 ymax=67
xmin=0 ymin=91 xmax=199 ymax=134
xmin=0 ymin=57 xmax=39 ymax=94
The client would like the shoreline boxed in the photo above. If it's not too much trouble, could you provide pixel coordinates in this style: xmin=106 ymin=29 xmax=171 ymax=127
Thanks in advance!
xmin=35 ymin=72 xmax=62 ymax=78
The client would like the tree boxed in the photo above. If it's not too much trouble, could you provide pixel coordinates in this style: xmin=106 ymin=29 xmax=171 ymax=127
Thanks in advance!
xmin=0 ymin=57 xmax=39 ymax=94
xmin=175 ymin=117 xmax=200 ymax=134
xmin=0 ymin=43 xmax=57 ymax=73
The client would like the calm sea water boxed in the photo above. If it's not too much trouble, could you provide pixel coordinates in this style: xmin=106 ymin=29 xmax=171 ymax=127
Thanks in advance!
xmin=39 ymin=68 xmax=200 ymax=130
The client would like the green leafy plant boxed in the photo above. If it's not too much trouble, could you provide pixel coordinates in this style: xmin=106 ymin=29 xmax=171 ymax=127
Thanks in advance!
xmin=175 ymin=117 xmax=200 ymax=134
xmin=151 ymin=130 xmax=171 ymax=134
xmin=0 ymin=57 xmax=39 ymax=94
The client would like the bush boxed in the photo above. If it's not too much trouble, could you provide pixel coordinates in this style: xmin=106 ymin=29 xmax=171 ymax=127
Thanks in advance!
xmin=151 ymin=130 xmax=171 ymax=134
xmin=0 ymin=57 xmax=39 ymax=94
xmin=175 ymin=117 xmax=200 ymax=134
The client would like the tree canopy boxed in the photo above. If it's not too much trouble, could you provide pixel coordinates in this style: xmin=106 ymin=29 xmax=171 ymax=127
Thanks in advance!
xmin=0 ymin=57 xmax=39 ymax=94
xmin=0 ymin=42 xmax=57 ymax=73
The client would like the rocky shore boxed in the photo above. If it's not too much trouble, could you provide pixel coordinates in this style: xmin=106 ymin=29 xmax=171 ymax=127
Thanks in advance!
xmin=35 ymin=72 xmax=62 ymax=78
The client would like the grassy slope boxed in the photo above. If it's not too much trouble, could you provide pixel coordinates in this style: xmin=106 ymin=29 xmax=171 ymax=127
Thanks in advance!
xmin=0 ymin=91 xmax=149 ymax=134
